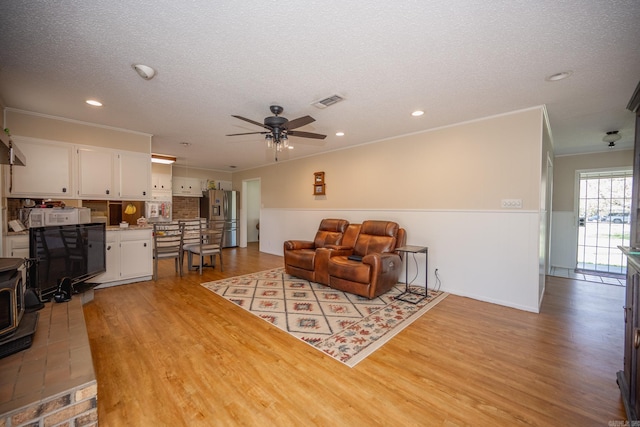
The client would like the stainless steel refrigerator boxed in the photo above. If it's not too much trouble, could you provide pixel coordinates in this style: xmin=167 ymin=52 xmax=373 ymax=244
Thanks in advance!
xmin=200 ymin=190 xmax=239 ymax=247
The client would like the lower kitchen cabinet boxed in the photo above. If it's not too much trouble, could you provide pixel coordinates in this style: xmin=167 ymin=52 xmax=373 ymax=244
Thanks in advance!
xmin=4 ymin=234 xmax=29 ymax=258
xmin=93 ymin=228 xmax=153 ymax=287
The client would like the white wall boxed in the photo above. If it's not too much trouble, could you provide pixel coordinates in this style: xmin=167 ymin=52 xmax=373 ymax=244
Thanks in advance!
xmin=234 ymin=107 xmax=548 ymax=312
xmin=259 ymin=208 xmax=541 ymax=312
xmin=246 ymin=179 xmax=260 ymax=242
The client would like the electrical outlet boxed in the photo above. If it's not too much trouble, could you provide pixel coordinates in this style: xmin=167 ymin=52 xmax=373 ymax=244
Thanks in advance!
xmin=501 ymin=199 xmax=523 ymax=209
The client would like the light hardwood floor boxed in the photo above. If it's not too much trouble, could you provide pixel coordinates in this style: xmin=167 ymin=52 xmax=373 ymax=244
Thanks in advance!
xmin=83 ymin=243 xmax=627 ymax=426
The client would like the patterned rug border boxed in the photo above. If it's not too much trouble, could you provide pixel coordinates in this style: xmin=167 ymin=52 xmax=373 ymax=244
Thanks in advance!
xmin=201 ymin=268 xmax=448 ymax=367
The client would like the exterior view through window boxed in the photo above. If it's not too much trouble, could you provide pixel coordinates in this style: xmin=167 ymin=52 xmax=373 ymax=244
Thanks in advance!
xmin=577 ymin=170 xmax=633 ymax=275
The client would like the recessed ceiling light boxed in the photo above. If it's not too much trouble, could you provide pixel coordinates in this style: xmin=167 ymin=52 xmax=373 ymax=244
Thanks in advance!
xmin=86 ymin=99 xmax=102 ymax=107
xmin=411 ymin=110 xmax=424 ymax=117
xmin=336 ymin=132 xmax=345 ymax=136
xmin=545 ymin=71 xmax=573 ymax=82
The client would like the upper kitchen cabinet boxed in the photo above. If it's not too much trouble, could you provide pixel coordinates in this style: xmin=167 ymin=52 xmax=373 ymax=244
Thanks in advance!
xmin=119 ymin=151 xmax=151 ymax=200
xmin=172 ymin=176 xmax=203 ymax=197
xmin=78 ymin=147 xmax=151 ymax=200
xmin=77 ymin=147 xmax=117 ymax=199
xmin=151 ymin=162 xmax=172 ymax=200
xmin=5 ymin=137 xmax=74 ymax=198
xmin=151 ymin=163 xmax=172 ymax=191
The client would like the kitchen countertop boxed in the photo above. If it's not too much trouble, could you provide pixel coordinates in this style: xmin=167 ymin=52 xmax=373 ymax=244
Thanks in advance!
xmin=6 ymin=224 xmax=153 ymax=236
xmin=105 ymin=225 xmax=153 ymax=231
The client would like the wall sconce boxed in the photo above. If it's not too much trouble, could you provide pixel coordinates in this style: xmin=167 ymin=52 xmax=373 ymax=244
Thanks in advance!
xmin=151 ymin=153 xmax=177 ymax=164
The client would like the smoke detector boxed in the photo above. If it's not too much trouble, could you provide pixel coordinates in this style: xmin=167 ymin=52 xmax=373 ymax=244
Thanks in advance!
xmin=132 ymin=64 xmax=156 ymax=80
xmin=312 ymin=94 xmax=345 ymax=109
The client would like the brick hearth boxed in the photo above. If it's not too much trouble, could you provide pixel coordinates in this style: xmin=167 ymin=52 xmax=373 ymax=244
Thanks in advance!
xmin=0 ymin=296 xmax=97 ymax=426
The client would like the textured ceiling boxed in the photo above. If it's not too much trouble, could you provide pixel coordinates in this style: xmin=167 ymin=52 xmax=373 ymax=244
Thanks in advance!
xmin=1 ymin=1 xmax=639 ymax=171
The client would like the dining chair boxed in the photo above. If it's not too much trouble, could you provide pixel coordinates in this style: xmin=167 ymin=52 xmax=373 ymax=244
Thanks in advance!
xmin=185 ymin=220 xmax=224 ymax=274
xmin=152 ymin=222 xmax=183 ymax=280
xmin=178 ymin=218 xmax=206 ymax=270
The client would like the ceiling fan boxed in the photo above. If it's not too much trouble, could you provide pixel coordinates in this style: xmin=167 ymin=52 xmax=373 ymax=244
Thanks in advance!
xmin=227 ymin=105 xmax=326 ymax=161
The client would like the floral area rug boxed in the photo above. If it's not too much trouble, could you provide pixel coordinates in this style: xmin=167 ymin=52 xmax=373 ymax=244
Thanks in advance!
xmin=201 ymin=268 xmax=448 ymax=367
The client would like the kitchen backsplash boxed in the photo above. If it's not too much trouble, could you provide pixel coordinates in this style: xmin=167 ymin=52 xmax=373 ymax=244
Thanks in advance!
xmin=172 ymin=196 xmax=199 ymax=219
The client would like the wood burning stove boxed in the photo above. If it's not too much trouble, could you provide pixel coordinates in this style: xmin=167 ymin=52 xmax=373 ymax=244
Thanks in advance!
xmin=0 ymin=258 xmax=39 ymax=359
xmin=0 ymin=258 xmax=26 ymax=338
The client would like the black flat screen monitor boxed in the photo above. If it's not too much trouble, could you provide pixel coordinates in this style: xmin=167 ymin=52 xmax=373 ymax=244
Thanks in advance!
xmin=28 ymin=223 xmax=106 ymax=298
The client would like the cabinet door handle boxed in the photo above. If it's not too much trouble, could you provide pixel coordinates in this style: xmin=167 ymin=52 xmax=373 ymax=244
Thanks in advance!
xmin=62 ymin=187 xmax=67 ymax=193
xmin=107 ymin=245 xmax=111 ymax=250
xmin=624 ymin=306 xmax=628 ymax=323
xmin=634 ymin=329 xmax=640 ymax=349
xmin=106 ymin=189 xmax=110 ymax=195
xmin=143 ymin=243 xmax=147 ymax=247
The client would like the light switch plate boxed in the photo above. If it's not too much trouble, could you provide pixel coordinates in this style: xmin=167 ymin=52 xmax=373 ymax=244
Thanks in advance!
xmin=501 ymin=199 xmax=523 ymax=209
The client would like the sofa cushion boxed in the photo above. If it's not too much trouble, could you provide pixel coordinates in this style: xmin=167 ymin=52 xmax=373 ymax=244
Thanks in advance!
xmin=353 ymin=220 xmax=398 ymax=256
xmin=328 ymin=256 xmax=371 ymax=284
xmin=313 ymin=218 xmax=349 ymax=248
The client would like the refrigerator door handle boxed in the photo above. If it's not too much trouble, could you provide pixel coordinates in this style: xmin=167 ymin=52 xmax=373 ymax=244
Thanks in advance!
xmin=223 ymin=192 xmax=228 ymax=220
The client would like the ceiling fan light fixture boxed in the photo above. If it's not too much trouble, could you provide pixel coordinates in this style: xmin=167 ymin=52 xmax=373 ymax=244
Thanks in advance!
xmin=132 ymin=64 xmax=156 ymax=80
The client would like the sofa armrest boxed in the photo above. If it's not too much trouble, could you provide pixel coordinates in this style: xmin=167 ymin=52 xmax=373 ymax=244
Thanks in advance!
xmin=363 ymin=252 xmax=401 ymax=274
xmin=325 ymin=244 xmax=355 ymax=251
xmin=315 ymin=247 xmax=354 ymax=284
xmin=284 ymin=240 xmax=316 ymax=251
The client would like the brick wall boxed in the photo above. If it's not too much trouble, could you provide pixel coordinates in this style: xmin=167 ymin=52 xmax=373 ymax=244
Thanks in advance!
xmin=172 ymin=196 xmax=200 ymax=220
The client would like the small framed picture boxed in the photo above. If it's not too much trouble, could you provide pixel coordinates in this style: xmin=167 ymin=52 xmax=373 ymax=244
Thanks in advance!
xmin=314 ymin=172 xmax=325 ymax=184
xmin=314 ymin=184 xmax=326 ymax=195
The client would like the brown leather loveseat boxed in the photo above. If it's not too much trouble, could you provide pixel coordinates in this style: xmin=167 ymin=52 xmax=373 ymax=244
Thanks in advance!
xmin=284 ymin=219 xmax=406 ymax=299
xmin=328 ymin=220 xmax=406 ymax=299
xmin=283 ymin=218 xmax=351 ymax=285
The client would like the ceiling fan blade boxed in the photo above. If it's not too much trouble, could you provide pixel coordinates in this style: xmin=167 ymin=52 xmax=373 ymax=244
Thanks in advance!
xmin=287 ymin=130 xmax=327 ymax=139
xmin=232 ymin=115 xmax=271 ymax=130
xmin=226 ymin=131 xmax=268 ymax=136
xmin=284 ymin=115 xmax=315 ymax=130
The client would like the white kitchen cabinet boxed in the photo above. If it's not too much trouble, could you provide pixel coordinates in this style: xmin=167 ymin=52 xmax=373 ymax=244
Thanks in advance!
xmin=152 ymin=163 xmax=172 ymax=191
xmin=5 ymin=137 xmax=74 ymax=198
xmin=151 ymin=163 xmax=172 ymax=200
xmin=92 ymin=231 xmax=119 ymax=283
xmin=92 ymin=228 xmax=152 ymax=287
xmin=120 ymin=229 xmax=153 ymax=279
xmin=217 ymin=180 xmax=233 ymax=191
xmin=77 ymin=147 xmax=117 ymax=199
xmin=172 ymin=176 xmax=203 ymax=197
xmin=4 ymin=234 xmax=29 ymax=258
xmin=119 ymin=151 xmax=151 ymax=200
xmin=78 ymin=147 xmax=151 ymax=200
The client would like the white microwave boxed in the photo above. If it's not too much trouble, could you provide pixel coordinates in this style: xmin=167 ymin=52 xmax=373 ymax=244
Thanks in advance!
xmin=27 ymin=208 xmax=92 ymax=228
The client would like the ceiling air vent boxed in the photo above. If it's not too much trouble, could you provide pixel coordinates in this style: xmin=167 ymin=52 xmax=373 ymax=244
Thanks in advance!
xmin=311 ymin=94 xmax=345 ymax=109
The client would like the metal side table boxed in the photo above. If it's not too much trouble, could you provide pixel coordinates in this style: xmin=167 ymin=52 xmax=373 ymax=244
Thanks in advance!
xmin=395 ymin=245 xmax=428 ymax=303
